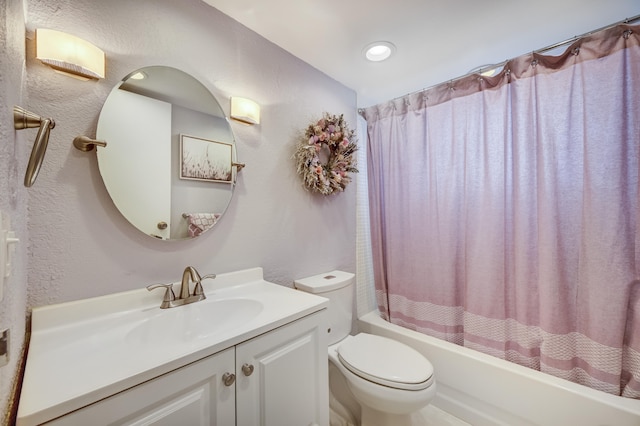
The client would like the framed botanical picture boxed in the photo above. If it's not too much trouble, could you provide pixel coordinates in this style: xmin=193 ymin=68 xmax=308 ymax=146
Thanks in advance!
xmin=180 ymin=134 xmax=233 ymax=183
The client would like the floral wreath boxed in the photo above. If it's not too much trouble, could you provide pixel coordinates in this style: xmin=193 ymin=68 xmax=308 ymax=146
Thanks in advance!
xmin=294 ymin=113 xmax=358 ymax=195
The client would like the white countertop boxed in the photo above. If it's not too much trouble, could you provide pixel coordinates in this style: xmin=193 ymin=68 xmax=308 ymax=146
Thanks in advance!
xmin=17 ymin=267 xmax=328 ymax=426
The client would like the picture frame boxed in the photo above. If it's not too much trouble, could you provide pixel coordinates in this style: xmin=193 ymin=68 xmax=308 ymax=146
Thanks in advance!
xmin=180 ymin=134 xmax=233 ymax=183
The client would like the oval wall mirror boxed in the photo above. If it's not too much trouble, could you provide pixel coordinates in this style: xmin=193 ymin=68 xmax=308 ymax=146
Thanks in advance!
xmin=96 ymin=66 xmax=237 ymax=240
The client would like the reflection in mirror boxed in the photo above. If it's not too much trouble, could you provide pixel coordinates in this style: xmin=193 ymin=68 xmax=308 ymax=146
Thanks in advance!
xmin=96 ymin=66 xmax=236 ymax=240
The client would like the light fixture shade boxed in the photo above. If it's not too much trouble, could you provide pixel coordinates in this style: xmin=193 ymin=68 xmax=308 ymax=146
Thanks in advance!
xmin=36 ymin=29 xmax=105 ymax=80
xmin=230 ymin=97 xmax=260 ymax=125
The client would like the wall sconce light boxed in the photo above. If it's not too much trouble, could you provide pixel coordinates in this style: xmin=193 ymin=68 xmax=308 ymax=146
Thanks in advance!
xmin=36 ymin=28 xmax=105 ymax=80
xmin=230 ymin=97 xmax=260 ymax=125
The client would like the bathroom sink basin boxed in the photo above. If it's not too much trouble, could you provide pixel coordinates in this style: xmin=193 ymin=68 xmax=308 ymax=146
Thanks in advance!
xmin=126 ymin=298 xmax=263 ymax=345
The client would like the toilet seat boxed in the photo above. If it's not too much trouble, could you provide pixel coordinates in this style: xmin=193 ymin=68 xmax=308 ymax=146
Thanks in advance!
xmin=337 ymin=333 xmax=434 ymax=391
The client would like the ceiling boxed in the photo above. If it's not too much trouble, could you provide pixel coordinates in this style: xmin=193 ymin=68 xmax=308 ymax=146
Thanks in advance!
xmin=203 ymin=0 xmax=639 ymax=107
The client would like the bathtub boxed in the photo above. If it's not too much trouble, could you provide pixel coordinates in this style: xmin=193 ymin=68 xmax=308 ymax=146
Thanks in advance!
xmin=358 ymin=311 xmax=640 ymax=426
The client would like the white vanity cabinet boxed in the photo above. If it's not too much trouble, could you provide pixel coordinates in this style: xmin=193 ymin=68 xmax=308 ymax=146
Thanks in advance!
xmin=18 ymin=269 xmax=331 ymax=426
xmin=44 ymin=311 xmax=328 ymax=426
xmin=236 ymin=310 xmax=328 ymax=426
xmin=44 ymin=348 xmax=236 ymax=426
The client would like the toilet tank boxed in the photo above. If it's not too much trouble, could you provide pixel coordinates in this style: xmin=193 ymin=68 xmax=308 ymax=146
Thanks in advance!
xmin=294 ymin=271 xmax=355 ymax=345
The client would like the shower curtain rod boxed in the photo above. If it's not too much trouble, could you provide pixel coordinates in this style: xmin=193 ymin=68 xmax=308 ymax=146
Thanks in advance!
xmin=533 ymin=13 xmax=640 ymax=55
xmin=359 ymin=13 xmax=640 ymax=113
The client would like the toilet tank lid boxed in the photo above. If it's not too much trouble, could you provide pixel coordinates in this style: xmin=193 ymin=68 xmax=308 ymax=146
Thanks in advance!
xmin=294 ymin=270 xmax=355 ymax=293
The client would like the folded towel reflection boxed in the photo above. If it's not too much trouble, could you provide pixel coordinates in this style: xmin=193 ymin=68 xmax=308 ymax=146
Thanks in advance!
xmin=183 ymin=213 xmax=220 ymax=237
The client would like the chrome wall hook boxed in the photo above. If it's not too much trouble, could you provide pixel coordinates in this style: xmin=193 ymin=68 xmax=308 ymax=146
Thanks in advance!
xmin=13 ymin=106 xmax=56 ymax=187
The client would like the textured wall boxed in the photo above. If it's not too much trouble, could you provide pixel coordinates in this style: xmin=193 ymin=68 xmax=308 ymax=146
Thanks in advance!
xmin=24 ymin=0 xmax=357 ymax=307
xmin=0 ymin=0 xmax=29 ymax=419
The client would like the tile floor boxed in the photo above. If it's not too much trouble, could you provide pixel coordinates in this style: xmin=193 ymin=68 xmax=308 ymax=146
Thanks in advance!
xmin=414 ymin=405 xmax=471 ymax=426
xmin=330 ymin=402 xmax=471 ymax=426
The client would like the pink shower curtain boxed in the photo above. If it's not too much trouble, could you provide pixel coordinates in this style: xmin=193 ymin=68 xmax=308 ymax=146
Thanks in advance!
xmin=363 ymin=24 xmax=640 ymax=397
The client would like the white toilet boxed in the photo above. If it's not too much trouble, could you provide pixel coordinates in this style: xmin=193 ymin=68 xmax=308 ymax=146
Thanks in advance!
xmin=295 ymin=271 xmax=436 ymax=426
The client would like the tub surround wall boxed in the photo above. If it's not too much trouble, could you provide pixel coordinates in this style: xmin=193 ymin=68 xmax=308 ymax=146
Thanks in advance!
xmin=0 ymin=0 xmax=29 ymax=420
xmin=24 ymin=0 xmax=357 ymax=307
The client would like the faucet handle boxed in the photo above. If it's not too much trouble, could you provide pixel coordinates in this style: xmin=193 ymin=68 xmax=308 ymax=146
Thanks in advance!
xmin=192 ymin=274 xmax=216 ymax=297
xmin=146 ymin=283 xmax=176 ymax=308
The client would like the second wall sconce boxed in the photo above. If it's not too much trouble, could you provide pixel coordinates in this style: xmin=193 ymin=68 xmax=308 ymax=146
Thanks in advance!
xmin=13 ymin=106 xmax=55 ymax=187
xmin=36 ymin=28 xmax=105 ymax=80
xmin=230 ymin=97 xmax=260 ymax=125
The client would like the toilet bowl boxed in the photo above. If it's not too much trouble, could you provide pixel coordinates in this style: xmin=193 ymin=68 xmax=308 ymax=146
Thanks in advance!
xmin=329 ymin=334 xmax=436 ymax=425
xmin=294 ymin=271 xmax=436 ymax=426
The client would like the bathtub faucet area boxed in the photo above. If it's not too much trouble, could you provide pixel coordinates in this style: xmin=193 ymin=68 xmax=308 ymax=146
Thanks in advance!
xmin=146 ymin=266 xmax=216 ymax=309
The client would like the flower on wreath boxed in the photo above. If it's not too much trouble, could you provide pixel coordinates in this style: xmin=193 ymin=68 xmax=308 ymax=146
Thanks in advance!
xmin=294 ymin=112 xmax=358 ymax=195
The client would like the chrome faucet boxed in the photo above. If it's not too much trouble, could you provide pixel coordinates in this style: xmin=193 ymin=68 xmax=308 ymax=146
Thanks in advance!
xmin=147 ymin=266 xmax=216 ymax=309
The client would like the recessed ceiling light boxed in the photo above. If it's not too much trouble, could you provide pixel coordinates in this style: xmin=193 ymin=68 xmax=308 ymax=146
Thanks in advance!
xmin=363 ymin=41 xmax=396 ymax=62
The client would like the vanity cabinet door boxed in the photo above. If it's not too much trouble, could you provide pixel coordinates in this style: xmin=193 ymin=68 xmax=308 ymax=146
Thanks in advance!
xmin=45 ymin=348 xmax=236 ymax=426
xmin=235 ymin=311 xmax=329 ymax=426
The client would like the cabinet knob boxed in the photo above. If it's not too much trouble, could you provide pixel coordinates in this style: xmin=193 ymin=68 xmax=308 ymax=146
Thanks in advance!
xmin=222 ymin=372 xmax=236 ymax=386
xmin=242 ymin=363 xmax=254 ymax=376
xmin=157 ymin=221 xmax=168 ymax=230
